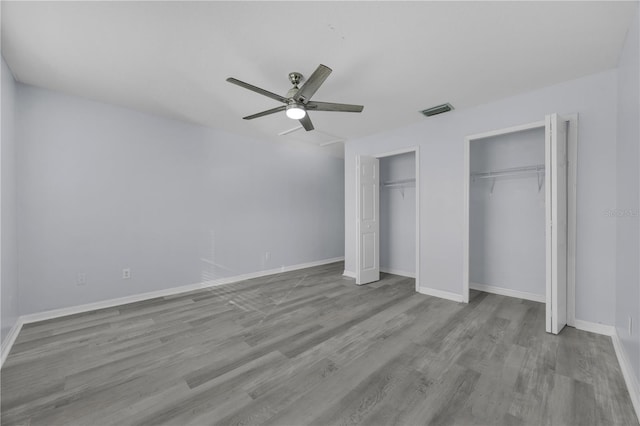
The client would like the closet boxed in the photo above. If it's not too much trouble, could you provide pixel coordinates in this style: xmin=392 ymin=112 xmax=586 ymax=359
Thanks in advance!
xmin=355 ymin=148 xmax=420 ymax=287
xmin=469 ymin=127 xmax=546 ymax=301
xmin=379 ymin=152 xmax=416 ymax=279
xmin=464 ymin=114 xmax=573 ymax=334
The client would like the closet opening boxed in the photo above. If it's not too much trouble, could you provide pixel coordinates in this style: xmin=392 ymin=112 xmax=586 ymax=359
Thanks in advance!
xmin=463 ymin=115 xmax=577 ymax=335
xmin=380 ymin=152 xmax=416 ymax=280
xmin=355 ymin=147 xmax=420 ymax=291
xmin=469 ymin=127 xmax=546 ymax=301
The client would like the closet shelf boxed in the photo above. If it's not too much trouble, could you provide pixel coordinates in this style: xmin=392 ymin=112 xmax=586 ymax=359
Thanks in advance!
xmin=470 ymin=164 xmax=545 ymax=179
xmin=382 ymin=178 xmax=415 ymax=199
xmin=471 ymin=164 xmax=545 ymax=194
xmin=382 ymin=178 xmax=416 ymax=188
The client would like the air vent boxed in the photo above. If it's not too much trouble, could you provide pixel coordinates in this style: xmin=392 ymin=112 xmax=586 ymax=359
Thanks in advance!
xmin=421 ymin=103 xmax=454 ymax=117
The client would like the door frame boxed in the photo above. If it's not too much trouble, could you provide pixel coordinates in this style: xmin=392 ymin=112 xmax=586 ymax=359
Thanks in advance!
xmin=357 ymin=146 xmax=421 ymax=291
xmin=462 ymin=115 xmax=578 ymax=327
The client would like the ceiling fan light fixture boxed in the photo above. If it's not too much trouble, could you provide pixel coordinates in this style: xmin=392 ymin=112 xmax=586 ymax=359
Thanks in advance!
xmin=286 ymin=103 xmax=306 ymax=120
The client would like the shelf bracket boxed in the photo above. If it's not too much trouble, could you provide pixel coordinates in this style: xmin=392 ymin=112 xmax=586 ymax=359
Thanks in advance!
xmin=537 ymin=171 xmax=544 ymax=192
xmin=490 ymin=177 xmax=496 ymax=195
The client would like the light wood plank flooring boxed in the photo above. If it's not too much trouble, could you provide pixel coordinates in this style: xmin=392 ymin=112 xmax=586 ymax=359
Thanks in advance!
xmin=1 ymin=262 xmax=637 ymax=425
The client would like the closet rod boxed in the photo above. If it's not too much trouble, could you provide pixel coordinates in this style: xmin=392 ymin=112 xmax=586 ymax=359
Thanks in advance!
xmin=471 ymin=164 xmax=545 ymax=179
xmin=382 ymin=178 xmax=416 ymax=188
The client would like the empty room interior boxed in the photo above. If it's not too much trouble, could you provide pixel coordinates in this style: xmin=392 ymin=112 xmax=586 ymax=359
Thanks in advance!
xmin=1 ymin=1 xmax=639 ymax=425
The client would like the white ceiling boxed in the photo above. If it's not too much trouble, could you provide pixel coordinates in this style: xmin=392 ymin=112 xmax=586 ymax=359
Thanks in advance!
xmin=1 ymin=1 xmax=636 ymax=150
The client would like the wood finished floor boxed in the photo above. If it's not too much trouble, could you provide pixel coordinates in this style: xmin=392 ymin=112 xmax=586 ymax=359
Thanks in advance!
xmin=1 ymin=262 xmax=637 ymax=426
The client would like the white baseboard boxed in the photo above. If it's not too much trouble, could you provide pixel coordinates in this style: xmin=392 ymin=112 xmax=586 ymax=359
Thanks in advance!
xmin=470 ymin=282 xmax=545 ymax=303
xmin=198 ymin=256 xmax=345 ymax=291
xmin=417 ymin=286 xmax=464 ymax=303
xmin=20 ymin=281 xmax=215 ymax=324
xmin=612 ymin=331 xmax=640 ymax=422
xmin=22 ymin=257 xmax=345 ymax=325
xmin=1 ymin=318 xmax=24 ymax=368
xmin=343 ymin=269 xmax=416 ymax=279
xmin=343 ymin=270 xmax=356 ymax=279
xmin=573 ymin=319 xmax=616 ymax=336
xmin=3 ymin=256 xmax=344 ymax=368
xmin=380 ymin=267 xmax=415 ymax=278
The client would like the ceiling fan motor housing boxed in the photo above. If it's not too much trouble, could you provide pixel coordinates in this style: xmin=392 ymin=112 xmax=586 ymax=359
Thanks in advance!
xmin=288 ymin=72 xmax=303 ymax=88
xmin=286 ymin=87 xmax=299 ymax=99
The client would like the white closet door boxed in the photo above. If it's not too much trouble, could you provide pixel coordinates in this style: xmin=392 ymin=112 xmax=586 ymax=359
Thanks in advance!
xmin=356 ymin=155 xmax=380 ymax=285
xmin=545 ymin=113 xmax=568 ymax=334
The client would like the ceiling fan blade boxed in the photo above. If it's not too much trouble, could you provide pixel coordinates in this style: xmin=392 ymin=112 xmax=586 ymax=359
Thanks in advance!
xmin=226 ymin=77 xmax=287 ymax=103
xmin=294 ymin=64 xmax=332 ymax=103
xmin=306 ymin=101 xmax=364 ymax=113
xmin=242 ymin=105 xmax=286 ymax=120
xmin=299 ymin=114 xmax=314 ymax=131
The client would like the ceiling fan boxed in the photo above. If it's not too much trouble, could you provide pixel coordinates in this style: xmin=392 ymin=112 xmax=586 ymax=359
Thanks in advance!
xmin=226 ymin=64 xmax=364 ymax=131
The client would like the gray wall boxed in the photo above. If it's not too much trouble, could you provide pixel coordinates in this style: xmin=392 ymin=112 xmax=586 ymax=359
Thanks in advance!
xmin=16 ymin=84 xmax=345 ymax=315
xmin=345 ymin=69 xmax=618 ymax=326
xmin=1 ymin=56 xmax=19 ymax=344
xmin=379 ymin=152 xmax=415 ymax=277
xmin=469 ymin=128 xmax=545 ymax=296
xmin=616 ymin=4 xmax=640 ymax=391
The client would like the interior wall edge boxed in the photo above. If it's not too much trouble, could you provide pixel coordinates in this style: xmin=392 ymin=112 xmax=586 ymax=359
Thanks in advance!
xmin=1 ymin=54 xmax=20 ymax=349
xmin=614 ymin=1 xmax=640 ymax=396
xmin=0 ymin=316 xmax=23 ymax=368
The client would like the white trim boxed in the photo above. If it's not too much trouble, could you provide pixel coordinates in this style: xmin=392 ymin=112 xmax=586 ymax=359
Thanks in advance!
xmin=345 ymin=268 xmax=416 ymax=279
xmin=415 ymin=147 xmax=420 ymax=292
xmin=343 ymin=270 xmax=356 ymax=279
xmin=380 ymin=267 xmax=415 ymax=278
xmin=566 ymin=113 xmax=578 ymax=327
xmin=417 ymin=286 xmax=465 ymax=303
xmin=573 ymin=319 xmax=616 ymax=336
xmin=11 ymin=256 xmax=345 ymax=335
xmin=466 ymin=120 xmax=546 ymax=142
xmin=463 ymin=134 xmax=471 ymax=304
xmin=470 ymin=282 xmax=545 ymax=303
xmin=375 ymin=146 xmax=419 ymax=159
xmin=21 ymin=282 xmax=215 ymax=324
xmin=612 ymin=332 xmax=640 ymax=422
xmin=1 ymin=318 xmax=24 ymax=368
xmin=545 ymin=114 xmax=553 ymax=333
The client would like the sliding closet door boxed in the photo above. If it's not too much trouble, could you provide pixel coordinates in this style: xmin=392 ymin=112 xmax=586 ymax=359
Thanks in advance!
xmin=356 ymin=155 xmax=380 ymax=285
xmin=545 ymin=113 xmax=568 ymax=334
